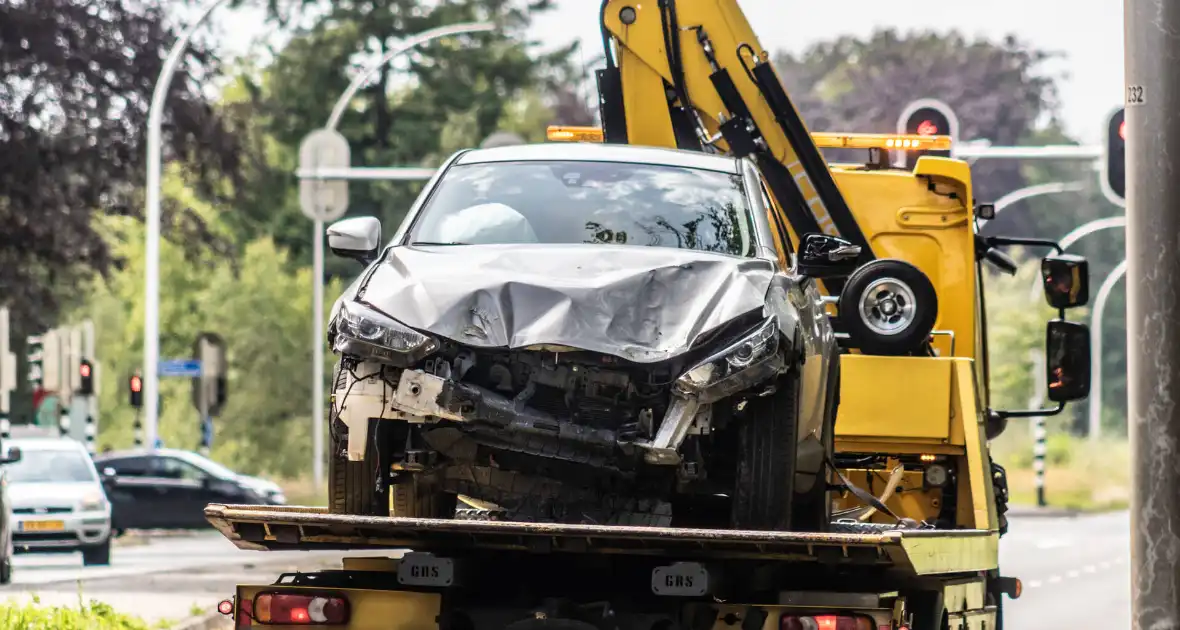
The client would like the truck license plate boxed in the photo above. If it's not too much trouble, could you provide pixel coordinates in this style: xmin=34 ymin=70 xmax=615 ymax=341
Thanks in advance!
xmin=651 ymin=562 xmax=709 ymax=596
xmin=397 ymin=552 xmax=454 ymax=587
xmin=21 ymin=520 xmax=64 ymax=532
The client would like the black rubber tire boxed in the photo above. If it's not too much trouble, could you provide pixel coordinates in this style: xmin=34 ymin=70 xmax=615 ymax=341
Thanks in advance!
xmin=391 ymin=476 xmax=458 ymax=518
xmin=81 ymin=538 xmax=111 ymax=566
xmin=730 ymin=376 xmax=800 ymax=531
xmin=0 ymin=557 xmax=11 ymax=584
xmin=328 ymin=415 xmax=390 ymax=516
xmin=838 ymin=259 xmax=938 ymax=356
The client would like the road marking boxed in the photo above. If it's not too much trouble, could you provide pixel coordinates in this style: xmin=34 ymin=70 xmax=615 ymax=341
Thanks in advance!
xmin=1067 ymin=570 xmax=1080 ymax=578
xmin=1048 ymin=575 xmax=1062 ymax=584
xmin=1100 ymin=561 xmax=1112 ymax=570
xmin=1084 ymin=565 xmax=1097 ymax=573
xmin=1026 ymin=580 xmax=1043 ymax=589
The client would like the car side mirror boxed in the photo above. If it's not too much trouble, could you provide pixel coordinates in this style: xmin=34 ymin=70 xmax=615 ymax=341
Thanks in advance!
xmin=0 ymin=446 xmax=21 ymax=465
xmin=1041 ymin=253 xmax=1090 ymax=309
xmin=797 ymin=233 xmax=862 ymax=279
xmin=1046 ymin=319 xmax=1091 ymax=403
xmin=327 ymin=216 xmax=382 ymax=265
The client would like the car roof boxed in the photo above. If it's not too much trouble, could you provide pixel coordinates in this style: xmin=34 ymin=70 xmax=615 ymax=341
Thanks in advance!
xmin=7 ymin=437 xmax=89 ymax=452
xmin=94 ymin=447 xmax=189 ymax=460
xmin=453 ymin=142 xmax=743 ymax=175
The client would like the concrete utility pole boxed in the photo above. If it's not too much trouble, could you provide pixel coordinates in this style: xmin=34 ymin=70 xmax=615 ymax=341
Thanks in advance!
xmin=1125 ymin=0 xmax=1180 ymax=624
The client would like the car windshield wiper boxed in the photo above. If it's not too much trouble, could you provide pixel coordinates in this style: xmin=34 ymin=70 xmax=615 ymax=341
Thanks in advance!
xmin=410 ymin=241 xmax=470 ymax=246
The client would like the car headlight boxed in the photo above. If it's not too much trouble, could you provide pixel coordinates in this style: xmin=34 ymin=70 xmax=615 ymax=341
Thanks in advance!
xmin=80 ymin=491 xmax=107 ymax=512
xmin=331 ymin=301 xmax=440 ymax=367
xmin=676 ymin=316 xmax=781 ymax=401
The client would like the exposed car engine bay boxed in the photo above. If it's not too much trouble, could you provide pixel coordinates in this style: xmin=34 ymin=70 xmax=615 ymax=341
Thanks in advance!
xmin=328 ymin=306 xmax=785 ymax=525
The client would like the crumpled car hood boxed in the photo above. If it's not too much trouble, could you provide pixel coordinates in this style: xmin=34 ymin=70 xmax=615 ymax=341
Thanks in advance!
xmin=347 ymin=244 xmax=774 ymax=363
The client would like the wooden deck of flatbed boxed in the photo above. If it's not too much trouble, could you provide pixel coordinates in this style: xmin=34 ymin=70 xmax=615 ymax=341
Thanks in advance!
xmin=205 ymin=504 xmax=1000 ymax=576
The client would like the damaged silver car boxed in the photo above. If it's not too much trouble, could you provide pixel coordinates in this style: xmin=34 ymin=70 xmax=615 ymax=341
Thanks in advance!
xmin=324 ymin=142 xmax=858 ymax=530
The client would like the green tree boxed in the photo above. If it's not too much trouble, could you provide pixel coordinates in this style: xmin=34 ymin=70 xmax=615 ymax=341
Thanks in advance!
xmin=774 ymin=29 xmax=1062 ymax=210
xmin=220 ymin=0 xmax=584 ymax=278
xmin=70 ymin=174 xmax=343 ymax=477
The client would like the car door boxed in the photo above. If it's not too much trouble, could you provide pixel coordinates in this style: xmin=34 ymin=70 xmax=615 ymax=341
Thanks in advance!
xmin=97 ymin=456 xmax=167 ymax=530
xmin=148 ymin=456 xmax=216 ymax=528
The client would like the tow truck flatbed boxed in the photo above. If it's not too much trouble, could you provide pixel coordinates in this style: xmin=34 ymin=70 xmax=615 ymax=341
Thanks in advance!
xmin=205 ymin=504 xmax=997 ymax=576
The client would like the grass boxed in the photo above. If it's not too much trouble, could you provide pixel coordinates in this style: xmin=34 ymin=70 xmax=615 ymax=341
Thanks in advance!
xmin=0 ymin=594 xmax=165 ymax=630
xmin=990 ymin=428 xmax=1131 ymax=512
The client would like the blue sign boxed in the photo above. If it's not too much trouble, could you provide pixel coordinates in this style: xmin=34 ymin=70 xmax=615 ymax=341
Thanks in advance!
xmin=159 ymin=359 xmax=202 ymax=378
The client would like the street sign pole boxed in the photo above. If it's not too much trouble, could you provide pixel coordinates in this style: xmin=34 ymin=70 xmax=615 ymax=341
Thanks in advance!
xmin=1126 ymin=0 xmax=1180 ymax=623
xmin=299 ymin=129 xmax=351 ymax=492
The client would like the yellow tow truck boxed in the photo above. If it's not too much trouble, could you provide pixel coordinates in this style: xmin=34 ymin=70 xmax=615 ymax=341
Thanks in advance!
xmin=204 ymin=1 xmax=1093 ymax=628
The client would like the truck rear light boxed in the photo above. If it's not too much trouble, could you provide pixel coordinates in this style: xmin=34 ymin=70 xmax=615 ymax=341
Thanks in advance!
xmin=253 ymin=592 xmax=350 ymax=625
xmin=780 ymin=615 xmax=873 ymax=630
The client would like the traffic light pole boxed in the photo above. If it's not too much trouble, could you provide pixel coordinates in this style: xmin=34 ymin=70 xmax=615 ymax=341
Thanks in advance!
xmin=1126 ymin=0 xmax=1180 ymax=624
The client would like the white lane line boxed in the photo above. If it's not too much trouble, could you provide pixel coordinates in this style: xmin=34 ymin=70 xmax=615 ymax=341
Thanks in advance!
xmin=1084 ymin=565 xmax=1097 ymax=573
xmin=1048 ymin=575 xmax=1062 ymax=584
xmin=1026 ymin=580 xmax=1043 ymax=589
xmin=1100 ymin=561 xmax=1112 ymax=570
xmin=1067 ymin=570 xmax=1080 ymax=578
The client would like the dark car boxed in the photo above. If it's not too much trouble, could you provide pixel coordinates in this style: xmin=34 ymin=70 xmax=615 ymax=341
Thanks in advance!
xmin=323 ymin=142 xmax=859 ymax=530
xmin=92 ymin=448 xmax=285 ymax=532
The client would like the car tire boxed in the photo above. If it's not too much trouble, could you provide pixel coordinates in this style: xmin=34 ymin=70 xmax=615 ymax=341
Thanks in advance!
xmin=730 ymin=376 xmax=799 ymax=531
xmin=328 ymin=416 xmax=390 ymax=516
xmin=838 ymin=259 xmax=938 ymax=356
xmin=0 ymin=557 xmax=11 ymax=584
xmin=391 ymin=476 xmax=457 ymax=518
xmin=82 ymin=538 xmax=111 ymax=566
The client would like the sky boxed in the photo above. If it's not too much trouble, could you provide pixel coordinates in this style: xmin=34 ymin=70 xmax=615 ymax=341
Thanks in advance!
xmin=212 ymin=0 xmax=1125 ymax=145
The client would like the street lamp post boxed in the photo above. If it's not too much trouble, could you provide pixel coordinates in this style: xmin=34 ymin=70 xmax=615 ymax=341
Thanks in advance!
xmin=143 ymin=0 xmax=237 ymax=450
xmin=1088 ymin=259 xmax=1127 ymax=442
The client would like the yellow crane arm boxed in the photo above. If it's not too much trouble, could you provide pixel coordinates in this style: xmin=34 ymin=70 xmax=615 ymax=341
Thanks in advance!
xmin=595 ymin=0 xmax=873 ymax=268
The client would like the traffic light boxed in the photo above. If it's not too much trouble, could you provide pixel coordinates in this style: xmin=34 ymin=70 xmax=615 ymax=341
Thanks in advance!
xmin=897 ymin=99 xmax=959 ymax=168
xmin=78 ymin=359 xmax=94 ymax=396
xmin=1103 ymin=107 xmax=1126 ymax=205
xmin=129 ymin=374 xmax=143 ymax=408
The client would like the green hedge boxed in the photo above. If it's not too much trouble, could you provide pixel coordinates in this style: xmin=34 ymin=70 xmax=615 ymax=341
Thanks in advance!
xmin=0 ymin=598 xmax=158 ymax=630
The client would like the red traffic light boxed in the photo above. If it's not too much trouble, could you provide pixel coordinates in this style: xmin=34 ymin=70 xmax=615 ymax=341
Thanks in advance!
xmin=1119 ymin=120 xmax=1126 ymax=141
xmin=130 ymin=376 xmax=142 ymax=393
xmin=916 ymin=119 xmax=940 ymax=136
xmin=80 ymin=363 xmax=91 ymax=378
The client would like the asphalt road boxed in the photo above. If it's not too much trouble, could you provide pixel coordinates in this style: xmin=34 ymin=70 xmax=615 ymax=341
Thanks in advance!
xmin=0 ymin=531 xmax=375 ymax=624
xmin=0 ymin=511 xmax=1135 ymax=627
xmin=1000 ymin=510 xmax=1131 ymax=629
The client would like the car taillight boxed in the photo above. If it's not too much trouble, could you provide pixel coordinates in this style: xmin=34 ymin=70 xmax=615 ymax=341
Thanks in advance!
xmin=253 ymin=592 xmax=350 ymax=625
xmin=780 ymin=615 xmax=874 ymax=630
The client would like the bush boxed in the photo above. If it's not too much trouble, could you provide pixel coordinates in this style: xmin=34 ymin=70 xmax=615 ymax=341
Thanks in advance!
xmin=0 ymin=598 xmax=157 ymax=629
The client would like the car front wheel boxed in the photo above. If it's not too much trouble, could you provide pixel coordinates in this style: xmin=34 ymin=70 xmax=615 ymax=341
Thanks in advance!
xmin=82 ymin=538 xmax=111 ymax=566
xmin=730 ymin=376 xmax=800 ymax=531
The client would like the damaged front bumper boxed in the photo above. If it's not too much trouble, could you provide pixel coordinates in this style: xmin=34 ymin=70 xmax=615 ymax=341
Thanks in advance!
xmin=333 ymin=315 xmax=786 ymax=467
